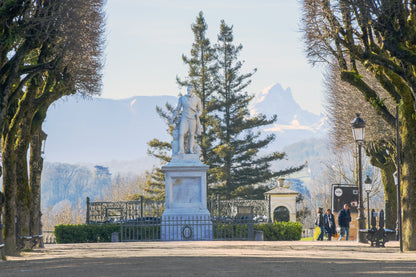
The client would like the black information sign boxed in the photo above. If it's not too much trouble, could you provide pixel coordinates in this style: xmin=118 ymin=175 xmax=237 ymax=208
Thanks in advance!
xmin=331 ymin=184 xmax=358 ymax=213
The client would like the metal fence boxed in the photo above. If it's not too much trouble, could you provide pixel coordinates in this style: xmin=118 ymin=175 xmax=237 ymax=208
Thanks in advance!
xmin=208 ymin=196 xmax=270 ymax=222
xmin=42 ymin=217 xmax=256 ymax=244
xmin=86 ymin=196 xmax=270 ymax=225
xmin=86 ymin=197 xmax=164 ymax=224
xmin=43 ymin=231 xmax=56 ymax=244
xmin=2 ymin=197 xmax=271 ymax=249
xmin=86 ymin=196 xmax=267 ymax=242
xmin=119 ymin=216 xmax=255 ymax=242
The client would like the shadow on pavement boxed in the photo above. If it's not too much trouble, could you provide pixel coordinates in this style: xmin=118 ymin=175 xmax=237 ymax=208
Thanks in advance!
xmin=1 ymin=256 xmax=415 ymax=277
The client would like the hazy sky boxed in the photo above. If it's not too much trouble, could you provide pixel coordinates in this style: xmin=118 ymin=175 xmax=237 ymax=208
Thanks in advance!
xmin=102 ymin=0 xmax=325 ymax=114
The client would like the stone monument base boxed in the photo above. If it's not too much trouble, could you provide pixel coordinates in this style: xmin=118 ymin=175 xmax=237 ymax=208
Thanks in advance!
xmin=161 ymin=155 xmax=212 ymax=241
xmin=161 ymin=210 xmax=212 ymax=241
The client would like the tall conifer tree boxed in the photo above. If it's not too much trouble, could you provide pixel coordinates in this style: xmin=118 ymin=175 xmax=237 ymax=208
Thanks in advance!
xmin=145 ymin=12 xmax=217 ymax=201
xmin=143 ymin=104 xmax=175 ymax=201
xmin=146 ymin=16 xmax=303 ymax=201
xmin=211 ymin=21 xmax=302 ymax=198
xmin=176 ymin=11 xmax=217 ymax=165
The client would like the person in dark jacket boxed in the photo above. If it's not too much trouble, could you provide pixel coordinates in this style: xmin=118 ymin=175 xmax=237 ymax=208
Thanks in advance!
xmin=337 ymin=204 xmax=352 ymax=240
xmin=315 ymin=207 xmax=324 ymax=241
xmin=324 ymin=209 xmax=336 ymax=240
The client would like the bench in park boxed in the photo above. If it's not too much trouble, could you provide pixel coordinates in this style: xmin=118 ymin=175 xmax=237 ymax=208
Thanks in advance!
xmin=359 ymin=209 xmax=395 ymax=247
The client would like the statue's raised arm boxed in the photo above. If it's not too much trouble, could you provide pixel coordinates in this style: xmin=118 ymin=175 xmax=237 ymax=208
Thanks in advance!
xmin=171 ymin=85 xmax=202 ymax=155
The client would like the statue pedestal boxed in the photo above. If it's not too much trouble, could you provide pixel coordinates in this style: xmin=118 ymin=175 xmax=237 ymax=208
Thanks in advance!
xmin=161 ymin=155 xmax=212 ymax=240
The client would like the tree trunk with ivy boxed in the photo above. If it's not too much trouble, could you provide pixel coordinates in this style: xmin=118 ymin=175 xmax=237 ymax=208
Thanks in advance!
xmin=30 ymin=127 xmax=47 ymax=247
xmin=378 ymin=165 xmax=397 ymax=230
xmin=15 ymin=140 xmax=31 ymax=250
xmin=399 ymin=101 xmax=416 ymax=250
xmin=2 ymin=125 xmax=18 ymax=255
xmin=15 ymin=92 xmax=37 ymax=249
xmin=366 ymin=141 xmax=397 ymax=230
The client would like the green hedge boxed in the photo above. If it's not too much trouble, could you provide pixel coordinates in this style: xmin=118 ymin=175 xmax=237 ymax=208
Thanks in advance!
xmin=54 ymin=224 xmax=120 ymax=243
xmin=213 ymin=224 xmax=250 ymax=239
xmin=54 ymin=221 xmax=302 ymax=243
xmin=254 ymin=221 xmax=302 ymax=241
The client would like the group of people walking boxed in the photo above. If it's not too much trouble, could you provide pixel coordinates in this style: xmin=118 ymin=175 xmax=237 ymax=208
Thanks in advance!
xmin=315 ymin=204 xmax=351 ymax=241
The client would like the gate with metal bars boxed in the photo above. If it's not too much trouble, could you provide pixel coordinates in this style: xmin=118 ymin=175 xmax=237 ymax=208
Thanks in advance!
xmin=119 ymin=216 xmax=254 ymax=241
xmin=85 ymin=196 xmax=268 ymax=242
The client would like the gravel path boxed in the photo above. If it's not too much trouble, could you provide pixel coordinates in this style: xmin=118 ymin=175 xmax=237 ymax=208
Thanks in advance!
xmin=1 ymin=241 xmax=415 ymax=276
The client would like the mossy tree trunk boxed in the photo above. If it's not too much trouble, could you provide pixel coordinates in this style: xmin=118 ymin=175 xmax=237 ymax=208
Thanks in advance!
xmin=2 ymin=125 xmax=18 ymax=255
xmin=15 ymin=123 xmax=32 ymax=250
xmin=29 ymin=128 xmax=46 ymax=247
xmin=367 ymin=143 xmax=397 ymax=230
xmin=11 ymin=80 xmax=39 ymax=250
xmin=380 ymin=166 xmax=397 ymax=230
xmin=400 ymin=102 xmax=416 ymax=251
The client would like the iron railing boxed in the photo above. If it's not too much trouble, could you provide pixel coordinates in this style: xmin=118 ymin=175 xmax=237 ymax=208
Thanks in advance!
xmin=43 ymin=231 xmax=56 ymax=244
xmin=119 ymin=216 xmax=255 ymax=241
xmin=208 ymin=195 xmax=269 ymax=222
xmin=87 ymin=196 xmax=270 ymax=225
xmin=86 ymin=196 xmax=164 ymax=224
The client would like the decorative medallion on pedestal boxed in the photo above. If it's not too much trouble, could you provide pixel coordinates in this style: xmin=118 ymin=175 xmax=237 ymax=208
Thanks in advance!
xmin=161 ymin=86 xmax=212 ymax=240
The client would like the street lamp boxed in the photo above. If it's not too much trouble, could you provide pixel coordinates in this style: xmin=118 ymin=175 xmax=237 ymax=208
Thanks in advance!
xmin=364 ymin=175 xmax=372 ymax=229
xmin=41 ymin=131 xmax=48 ymax=156
xmin=351 ymin=113 xmax=365 ymax=142
xmin=351 ymin=113 xmax=366 ymax=243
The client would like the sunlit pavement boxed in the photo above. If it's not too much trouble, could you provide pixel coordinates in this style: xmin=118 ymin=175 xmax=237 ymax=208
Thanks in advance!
xmin=1 ymin=240 xmax=415 ymax=276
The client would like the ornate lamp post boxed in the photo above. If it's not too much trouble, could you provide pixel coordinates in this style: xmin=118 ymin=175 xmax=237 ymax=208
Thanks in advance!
xmin=41 ymin=132 xmax=48 ymax=156
xmin=350 ymin=113 xmax=366 ymax=243
xmin=364 ymin=175 xmax=372 ymax=229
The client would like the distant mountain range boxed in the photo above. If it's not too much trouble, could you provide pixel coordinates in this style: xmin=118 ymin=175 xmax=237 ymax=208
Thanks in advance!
xmin=250 ymin=83 xmax=328 ymax=149
xmin=43 ymin=83 xmax=328 ymax=174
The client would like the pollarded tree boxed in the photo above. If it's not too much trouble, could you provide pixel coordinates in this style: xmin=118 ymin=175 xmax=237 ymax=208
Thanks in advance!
xmin=325 ymin=63 xmax=397 ymax=229
xmin=302 ymin=0 xmax=416 ymax=250
xmin=1 ymin=0 xmax=105 ymax=254
xmin=211 ymin=21 xmax=303 ymax=198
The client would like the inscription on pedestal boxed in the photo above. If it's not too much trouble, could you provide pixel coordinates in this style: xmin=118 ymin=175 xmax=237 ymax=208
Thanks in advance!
xmin=161 ymin=151 xmax=211 ymax=240
xmin=172 ymin=177 xmax=201 ymax=205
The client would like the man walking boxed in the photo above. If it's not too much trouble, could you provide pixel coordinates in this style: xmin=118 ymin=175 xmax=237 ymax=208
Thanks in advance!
xmin=338 ymin=204 xmax=351 ymax=241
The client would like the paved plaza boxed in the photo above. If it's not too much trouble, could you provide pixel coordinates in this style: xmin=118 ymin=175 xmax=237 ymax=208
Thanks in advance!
xmin=1 ymin=241 xmax=415 ymax=276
